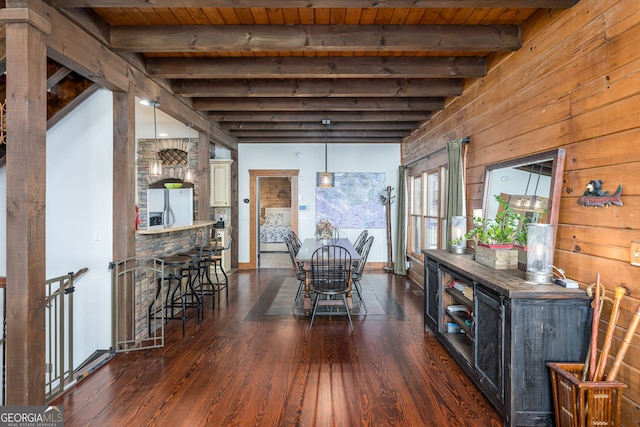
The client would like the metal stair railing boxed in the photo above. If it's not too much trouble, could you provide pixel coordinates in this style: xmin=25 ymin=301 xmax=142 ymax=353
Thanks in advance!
xmin=110 ymin=257 xmax=165 ymax=353
xmin=44 ymin=270 xmax=80 ymax=402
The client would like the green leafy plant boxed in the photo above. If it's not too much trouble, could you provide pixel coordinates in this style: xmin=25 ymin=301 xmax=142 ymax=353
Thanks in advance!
xmin=451 ymin=215 xmax=487 ymax=248
xmin=514 ymin=215 xmax=534 ymax=247
xmin=483 ymin=196 xmax=523 ymax=245
xmin=457 ymin=195 xmax=524 ymax=247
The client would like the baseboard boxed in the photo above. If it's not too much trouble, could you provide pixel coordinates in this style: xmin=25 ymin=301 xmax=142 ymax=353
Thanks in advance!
xmin=74 ymin=349 xmax=114 ymax=382
xmin=364 ymin=262 xmax=391 ymax=270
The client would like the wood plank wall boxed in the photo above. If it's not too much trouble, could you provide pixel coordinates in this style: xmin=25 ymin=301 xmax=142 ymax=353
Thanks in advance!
xmin=401 ymin=0 xmax=640 ymax=423
xmin=259 ymin=176 xmax=291 ymax=222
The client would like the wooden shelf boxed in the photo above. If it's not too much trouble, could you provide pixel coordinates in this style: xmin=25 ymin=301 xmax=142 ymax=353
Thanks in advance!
xmin=446 ymin=311 xmax=474 ymax=338
xmin=443 ymin=332 xmax=473 ymax=364
xmin=445 ymin=286 xmax=473 ymax=308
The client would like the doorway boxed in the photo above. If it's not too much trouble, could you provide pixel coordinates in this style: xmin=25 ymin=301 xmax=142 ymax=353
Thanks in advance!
xmin=249 ymin=170 xmax=299 ymax=269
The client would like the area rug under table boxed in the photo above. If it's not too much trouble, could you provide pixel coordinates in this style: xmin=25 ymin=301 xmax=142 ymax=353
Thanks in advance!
xmin=245 ymin=276 xmax=407 ymax=321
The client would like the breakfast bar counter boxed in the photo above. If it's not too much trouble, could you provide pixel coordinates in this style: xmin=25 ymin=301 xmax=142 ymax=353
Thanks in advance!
xmin=136 ymin=220 xmax=217 ymax=235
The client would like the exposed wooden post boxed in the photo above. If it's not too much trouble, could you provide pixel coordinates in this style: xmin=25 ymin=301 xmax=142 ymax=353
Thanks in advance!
xmin=113 ymin=83 xmax=137 ymax=261
xmin=197 ymin=130 xmax=210 ymax=221
xmin=2 ymin=6 xmax=50 ymax=405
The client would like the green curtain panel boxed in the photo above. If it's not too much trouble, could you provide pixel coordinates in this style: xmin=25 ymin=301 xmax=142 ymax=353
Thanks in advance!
xmin=394 ymin=166 xmax=407 ymax=275
xmin=446 ymin=140 xmax=466 ymax=250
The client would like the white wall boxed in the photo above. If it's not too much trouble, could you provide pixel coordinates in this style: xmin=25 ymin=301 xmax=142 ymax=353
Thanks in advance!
xmin=46 ymin=89 xmax=114 ymax=365
xmin=1 ymin=89 xmax=115 ymax=368
xmin=238 ymin=143 xmax=400 ymax=264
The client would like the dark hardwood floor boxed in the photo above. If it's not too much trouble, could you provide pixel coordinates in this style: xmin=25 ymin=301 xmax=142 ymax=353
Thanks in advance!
xmin=53 ymin=268 xmax=503 ymax=426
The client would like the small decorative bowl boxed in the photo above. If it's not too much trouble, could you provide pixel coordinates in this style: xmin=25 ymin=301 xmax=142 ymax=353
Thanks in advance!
xmin=164 ymin=183 xmax=184 ymax=189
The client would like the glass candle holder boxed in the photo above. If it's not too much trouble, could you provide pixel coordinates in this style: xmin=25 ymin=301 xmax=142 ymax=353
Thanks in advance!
xmin=451 ymin=216 xmax=467 ymax=254
xmin=526 ymin=223 xmax=554 ymax=284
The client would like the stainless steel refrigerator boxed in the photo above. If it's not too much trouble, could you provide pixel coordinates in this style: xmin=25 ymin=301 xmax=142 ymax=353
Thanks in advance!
xmin=147 ymin=188 xmax=194 ymax=230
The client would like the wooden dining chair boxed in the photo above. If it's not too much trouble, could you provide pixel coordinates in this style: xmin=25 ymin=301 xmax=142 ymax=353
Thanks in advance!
xmin=353 ymin=230 xmax=369 ymax=254
xmin=285 ymin=234 xmax=306 ymax=313
xmin=351 ymin=235 xmax=374 ymax=315
xmin=287 ymin=230 xmax=302 ymax=252
xmin=309 ymin=245 xmax=353 ymax=330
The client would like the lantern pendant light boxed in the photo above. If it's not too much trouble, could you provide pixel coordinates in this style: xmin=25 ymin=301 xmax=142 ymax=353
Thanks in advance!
xmin=316 ymin=118 xmax=334 ymax=188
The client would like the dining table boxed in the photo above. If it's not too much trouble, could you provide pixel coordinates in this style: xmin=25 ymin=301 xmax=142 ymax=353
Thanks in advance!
xmin=295 ymin=238 xmax=362 ymax=316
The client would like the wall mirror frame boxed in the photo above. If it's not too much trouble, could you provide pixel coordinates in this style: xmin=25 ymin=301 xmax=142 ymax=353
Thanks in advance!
xmin=482 ymin=148 xmax=566 ymax=243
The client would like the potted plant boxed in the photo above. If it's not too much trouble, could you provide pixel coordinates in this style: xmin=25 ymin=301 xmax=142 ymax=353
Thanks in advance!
xmin=459 ymin=195 xmax=524 ymax=269
xmin=450 ymin=214 xmax=484 ymax=255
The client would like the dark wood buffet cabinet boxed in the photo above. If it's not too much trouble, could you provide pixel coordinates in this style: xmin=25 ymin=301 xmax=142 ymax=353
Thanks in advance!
xmin=422 ymin=250 xmax=591 ymax=427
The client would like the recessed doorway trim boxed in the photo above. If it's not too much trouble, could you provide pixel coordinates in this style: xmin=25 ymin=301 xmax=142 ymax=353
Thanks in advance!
xmin=249 ymin=169 xmax=299 ymax=269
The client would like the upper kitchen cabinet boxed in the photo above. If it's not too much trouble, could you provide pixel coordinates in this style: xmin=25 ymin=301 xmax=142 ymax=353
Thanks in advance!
xmin=210 ymin=159 xmax=233 ymax=207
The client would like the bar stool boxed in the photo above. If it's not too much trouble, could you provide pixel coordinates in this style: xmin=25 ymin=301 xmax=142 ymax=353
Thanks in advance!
xmin=210 ymin=237 xmax=232 ymax=304
xmin=179 ymin=241 xmax=220 ymax=311
xmin=148 ymin=254 xmax=201 ymax=337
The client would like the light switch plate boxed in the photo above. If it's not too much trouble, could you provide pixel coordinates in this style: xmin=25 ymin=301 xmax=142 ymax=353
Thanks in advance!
xmin=631 ymin=241 xmax=640 ymax=266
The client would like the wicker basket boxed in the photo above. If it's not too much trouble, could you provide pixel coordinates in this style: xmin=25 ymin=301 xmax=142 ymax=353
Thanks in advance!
xmin=547 ymin=362 xmax=626 ymax=427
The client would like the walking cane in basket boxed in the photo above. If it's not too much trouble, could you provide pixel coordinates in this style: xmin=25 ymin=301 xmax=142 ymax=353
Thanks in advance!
xmin=606 ymin=303 xmax=640 ymax=382
xmin=594 ymin=285 xmax=629 ymax=381
xmin=582 ymin=275 xmax=603 ymax=381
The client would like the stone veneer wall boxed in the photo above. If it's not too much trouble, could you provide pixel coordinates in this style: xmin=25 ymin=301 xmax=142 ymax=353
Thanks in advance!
xmin=132 ymin=226 xmax=213 ymax=339
xmin=135 ymin=226 xmax=213 ymax=259
xmin=136 ymin=137 xmax=210 ymax=258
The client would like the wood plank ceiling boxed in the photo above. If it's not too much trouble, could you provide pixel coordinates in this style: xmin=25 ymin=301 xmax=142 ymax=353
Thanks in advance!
xmin=45 ymin=0 xmax=578 ymax=145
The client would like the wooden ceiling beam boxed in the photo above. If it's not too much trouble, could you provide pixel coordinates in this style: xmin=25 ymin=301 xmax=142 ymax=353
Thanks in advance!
xmin=173 ymin=78 xmax=462 ymax=98
xmin=194 ymin=97 xmax=443 ymax=111
xmin=234 ymin=136 xmax=403 ymax=143
xmin=229 ymin=129 xmax=410 ymax=138
xmin=221 ymin=121 xmax=420 ymax=130
xmin=111 ymin=24 xmax=520 ymax=53
xmin=20 ymin=0 xmax=238 ymax=149
xmin=46 ymin=1 xmax=579 ymax=9
xmin=210 ymin=111 xmax=430 ymax=122
xmin=46 ymin=64 xmax=72 ymax=90
xmin=149 ymin=56 xmax=486 ymax=79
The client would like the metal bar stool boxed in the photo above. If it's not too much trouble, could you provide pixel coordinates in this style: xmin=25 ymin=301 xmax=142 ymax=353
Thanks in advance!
xmin=179 ymin=241 xmax=220 ymax=311
xmin=210 ymin=237 xmax=232 ymax=305
xmin=148 ymin=254 xmax=201 ymax=337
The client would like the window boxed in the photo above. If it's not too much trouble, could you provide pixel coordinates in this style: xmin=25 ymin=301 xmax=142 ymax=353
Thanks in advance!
xmin=408 ymin=166 xmax=448 ymax=258
xmin=410 ymin=175 xmax=422 ymax=254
